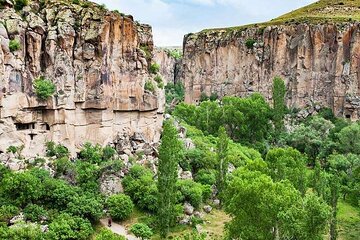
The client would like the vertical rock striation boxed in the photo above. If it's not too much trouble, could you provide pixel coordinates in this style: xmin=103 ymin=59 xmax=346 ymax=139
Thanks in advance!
xmin=0 ymin=0 xmax=163 ymax=156
xmin=181 ymin=23 xmax=360 ymax=119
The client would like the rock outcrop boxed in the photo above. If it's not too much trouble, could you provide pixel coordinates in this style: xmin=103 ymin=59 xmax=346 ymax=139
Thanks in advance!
xmin=181 ymin=23 xmax=360 ymax=119
xmin=0 ymin=0 xmax=164 ymax=156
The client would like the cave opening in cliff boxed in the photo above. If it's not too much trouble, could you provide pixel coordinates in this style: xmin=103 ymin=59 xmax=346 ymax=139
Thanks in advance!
xmin=345 ymin=114 xmax=351 ymax=119
xmin=15 ymin=123 xmax=35 ymax=131
xmin=29 ymin=133 xmax=37 ymax=141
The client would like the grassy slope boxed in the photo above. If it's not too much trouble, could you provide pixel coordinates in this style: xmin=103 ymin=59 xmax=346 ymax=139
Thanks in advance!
xmin=201 ymin=0 xmax=360 ymax=33
xmin=337 ymin=200 xmax=360 ymax=240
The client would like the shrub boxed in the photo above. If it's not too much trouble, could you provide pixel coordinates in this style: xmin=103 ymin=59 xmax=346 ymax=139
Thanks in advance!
xmin=167 ymin=49 xmax=182 ymax=60
xmin=67 ymin=192 xmax=103 ymax=221
xmin=130 ymin=223 xmax=153 ymax=240
xmin=54 ymin=157 xmax=74 ymax=177
xmin=33 ymin=77 xmax=56 ymax=100
xmin=14 ymin=0 xmax=28 ymax=11
xmin=102 ymin=146 xmax=116 ymax=161
xmin=200 ymin=92 xmax=209 ymax=102
xmin=149 ymin=63 xmax=160 ymax=74
xmin=165 ymin=82 xmax=185 ymax=105
xmin=99 ymin=3 xmax=107 ymax=11
xmin=78 ymin=142 xmax=102 ymax=164
xmin=194 ymin=169 xmax=216 ymax=186
xmin=154 ymin=75 xmax=164 ymax=89
xmin=6 ymin=146 xmax=17 ymax=154
xmin=0 ymin=205 xmax=19 ymax=223
xmin=46 ymin=141 xmax=69 ymax=158
xmin=106 ymin=194 xmax=134 ymax=221
xmin=177 ymin=180 xmax=203 ymax=208
xmin=72 ymin=0 xmax=80 ymax=4
xmin=245 ymin=38 xmax=256 ymax=49
xmin=144 ymin=80 xmax=155 ymax=93
xmin=23 ymin=204 xmax=48 ymax=222
xmin=209 ymin=92 xmax=218 ymax=101
xmin=95 ymin=228 xmax=125 ymax=240
xmin=9 ymin=40 xmax=20 ymax=52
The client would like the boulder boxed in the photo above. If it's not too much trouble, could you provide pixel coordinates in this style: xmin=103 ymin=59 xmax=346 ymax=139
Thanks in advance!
xmin=203 ymin=205 xmax=212 ymax=213
xmin=184 ymin=202 xmax=194 ymax=215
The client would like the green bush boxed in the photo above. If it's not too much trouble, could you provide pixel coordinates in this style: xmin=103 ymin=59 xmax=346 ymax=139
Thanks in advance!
xmin=122 ymin=165 xmax=158 ymax=212
xmin=33 ymin=77 xmax=56 ymax=100
xmin=23 ymin=204 xmax=48 ymax=222
xmin=107 ymin=194 xmax=134 ymax=221
xmin=144 ymin=80 xmax=155 ymax=93
xmin=67 ymin=192 xmax=103 ymax=221
xmin=95 ymin=228 xmax=125 ymax=240
xmin=167 ymin=49 xmax=182 ymax=60
xmin=6 ymin=146 xmax=17 ymax=154
xmin=165 ymin=82 xmax=185 ymax=105
xmin=200 ymin=92 xmax=209 ymax=102
xmin=177 ymin=180 xmax=203 ymax=208
xmin=245 ymin=38 xmax=256 ymax=49
xmin=9 ymin=40 xmax=20 ymax=52
xmin=149 ymin=63 xmax=160 ymax=74
xmin=194 ymin=169 xmax=216 ymax=186
xmin=72 ymin=0 xmax=80 ymax=4
xmin=47 ymin=213 xmax=93 ymax=240
xmin=46 ymin=141 xmax=69 ymax=159
xmin=0 ymin=205 xmax=19 ymax=223
xmin=78 ymin=142 xmax=102 ymax=164
xmin=14 ymin=0 xmax=28 ymax=11
xmin=130 ymin=223 xmax=153 ymax=240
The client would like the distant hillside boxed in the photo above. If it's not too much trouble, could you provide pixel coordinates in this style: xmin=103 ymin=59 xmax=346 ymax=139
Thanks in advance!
xmin=202 ymin=0 xmax=360 ymax=32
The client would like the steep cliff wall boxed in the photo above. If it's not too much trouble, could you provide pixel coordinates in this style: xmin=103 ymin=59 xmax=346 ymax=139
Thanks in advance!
xmin=182 ymin=23 xmax=360 ymax=119
xmin=0 ymin=0 xmax=163 ymax=156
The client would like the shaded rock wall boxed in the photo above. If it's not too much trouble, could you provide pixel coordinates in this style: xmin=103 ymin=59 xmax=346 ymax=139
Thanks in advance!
xmin=0 ymin=1 xmax=163 ymax=156
xmin=181 ymin=23 xmax=360 ymax=119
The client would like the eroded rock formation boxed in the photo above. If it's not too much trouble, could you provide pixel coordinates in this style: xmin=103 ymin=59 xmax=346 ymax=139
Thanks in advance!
xmin=181 ymin=23 xmax=360 ymax=119
xmin=0 ymin=0 xmax=163 ymax=156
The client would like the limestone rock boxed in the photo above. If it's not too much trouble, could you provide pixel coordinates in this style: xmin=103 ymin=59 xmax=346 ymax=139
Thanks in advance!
xmin=203 ymin=205 xmax=212 ymax=213
xmin=184 ymin=202 xmax=194 ymax=215
xmin=100 ymin=174 xmax=124 ymax=196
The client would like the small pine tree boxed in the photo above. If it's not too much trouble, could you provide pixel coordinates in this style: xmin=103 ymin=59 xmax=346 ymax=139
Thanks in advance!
xmin=157 ymin=120 xmax=183 ymax=238
xmin=216 ymin=126 xmax=229 ymax=202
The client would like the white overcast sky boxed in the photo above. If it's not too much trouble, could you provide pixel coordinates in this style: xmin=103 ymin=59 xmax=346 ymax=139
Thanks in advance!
xmin=92 ymin=0 xmax=317 ymax=46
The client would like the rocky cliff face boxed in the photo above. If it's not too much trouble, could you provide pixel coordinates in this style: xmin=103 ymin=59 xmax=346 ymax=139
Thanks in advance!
xmin=182 ymin=23 xmax=360 ymax=119
xmin=0 ymin=0 xmax=163 ymax=156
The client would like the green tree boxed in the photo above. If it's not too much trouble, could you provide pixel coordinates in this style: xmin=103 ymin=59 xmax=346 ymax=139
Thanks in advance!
xmin=46 ymin=213 xmax=93 ymax=240
xmin=106 ymin=194 xmax=134 ymax=221
xmin=157 ymin=120 xmax=183 ymax=238
xmin=272 ymin=77 xmax=286 ymax=138
xmin=337 ymin=123 xmax=360 ymax=154
xmin=223 ymin=168 xmax=300 ymax=239
xmin=130 ymin=223 xmax=153 ymax=240
xmin=95 ymin=228 xmax=125 ymax=240
xmin=216 ymin=126 xmax=229 ymax=201
xmin=265 ymin=147 xmax=307 ymax=194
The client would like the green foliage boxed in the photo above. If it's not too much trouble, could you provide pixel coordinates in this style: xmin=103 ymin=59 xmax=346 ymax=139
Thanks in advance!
xmin=157 ymin=120 xmax=184 ymax=237
xmin=286 ymin=116 xmax=335 ymax=162
xmin=72 ymin=0 xmax=80 ymax=5
xmin=99 ymin=3 xmax=107 ymax=11
xmin=144 ymin=80 xmax=155 ymax=93
xmin=107 ymin=194 xmax=134 ymax=221
xmin=6 ymin=145 xmax=17 ymax=154
xmin=177 ymin=180 xmax=204 ymax=208
xmin=265 ymin=147 xmax=307 ymax=194
xmin=167 ymin=49 xmax=182 ymax=60
xmin=0 ymin=223 xmax=44 ymax=240
xmin=33 ymin=76 xmax=56 ymax=100
xmin=23 ymin=204 xmax=48 ymax=222
xmin=223 ymin=168 xmax=330 ymax=240
xmin=272 ymin=77 xmax=287 ymax=137
xmin=9 ymin=39 xmax=21 ymax=52
xmin=200 ymin=92 xmax=209 ymax=102
xmin=0 ymin=205 xmax=19 ymax=223
xmin=154 ymin=75 xmax=164 ymax=89
xmin=130 ymin=223 xmax=153 ymax=240
xmin=67 ymin=192 xmax=103 ymax=221
xmin=245 ymin=38 xmax=256 ymax=49
xmin=165 ymin=82 xmax=185 ymax=105
xmin=337 ymin=123 xmax=360 ymax=154
xmin=95 ymin=228 xmax=125 ymax=240
xmin=149 ymin=63 xmax=160 ymax=74
xmin=194 ymin=169 xmax=216 ymax=186
xmin=123 ymin=165 xmax=158 ymax=212
xmin=46 ymin=141 xmax=69 ymax=159
xmin=75 ymin=161 xmax=100 ymax=192
xmin=216 ymin=126 xmax=229 ymax=200
xmin=14 ymin=0 xmax=28 ymax=11
xmin=47 ymin=213 xmax=93 ymax=240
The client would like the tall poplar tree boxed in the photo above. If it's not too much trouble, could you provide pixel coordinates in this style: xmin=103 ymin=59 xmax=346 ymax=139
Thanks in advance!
xmin=157 ymin=120 xmax=183 ymax=238
xmin=216 ymin=126 xmax=229 ymax=202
